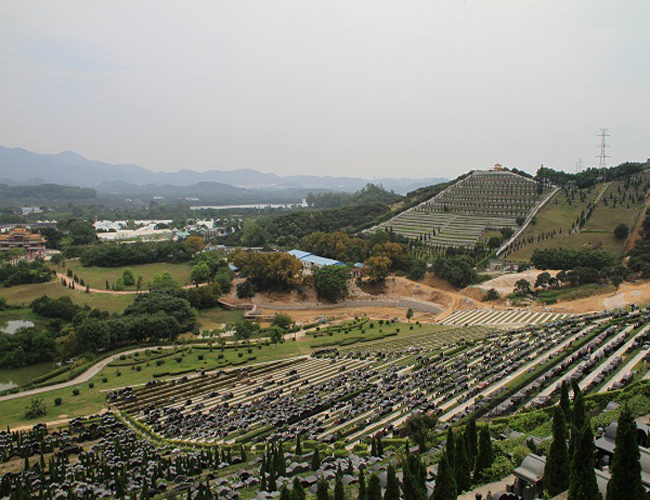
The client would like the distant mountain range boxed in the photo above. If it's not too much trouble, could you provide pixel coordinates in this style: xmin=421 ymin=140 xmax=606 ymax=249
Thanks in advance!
xmin=0 ymin=146 xmax=446 ymax=196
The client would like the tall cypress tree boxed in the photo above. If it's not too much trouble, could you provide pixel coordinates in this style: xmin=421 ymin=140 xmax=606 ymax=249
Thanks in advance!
xmin=402 ymin=450 xmax=427 ymax=500
xmin=544 ymin=407 xmax=570 ymax=497
xmin=569 ymin=386 xmax=586 ymax=464
xmin=291 ymin=477 xmax=306 ymax=500
xmin=559 ymin=381 xmax=571 ymax=424
xmin=296 ymin=434 xmax=302 ymax=455
xmin=358 ymin=469 xmax=367 ymax=500
xmin=334 ymin=473 xmax=345 ymax=500
xmin=473 ymin=426 xmax=494 ymax=482
xmin=454 ymin=432 xmax=472 ymax=493
xmin=607 ymin=405 xmax=645 ymax=500
xmin=316 ymin=477 xmax=330 ymax=500
xmin=311 ymin=447 xmax=321 ymax=471
xmin=465 ymin=417 xmax=478 ymax=465
xmin=384 ymin=464 xmax=401 ymax=500
xmin=432 ymin=453 xmax=457 ymax=500
xmin=445 ymin=428 xmax=455 ymax=467
xmin=366 ymin=474 xmax=382 ymax=500
xmin=280 ymin=486 xmax=291 ymax=500
xmin=568 ymin=423 xmax=601 ymax=500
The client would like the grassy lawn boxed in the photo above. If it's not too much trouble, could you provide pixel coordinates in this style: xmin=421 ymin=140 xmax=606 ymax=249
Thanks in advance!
xmin=1 ymin=281 xmax=136 ymax=313
xmin=508 ymin=231 xmax=626 ymax=261
xmin=583 ymin=206 xmax=640 ymax=232
xmin=50 ymin=260 xmax=194 ymax=290
xmin=196 ymin=308 xmax=245 ymax=330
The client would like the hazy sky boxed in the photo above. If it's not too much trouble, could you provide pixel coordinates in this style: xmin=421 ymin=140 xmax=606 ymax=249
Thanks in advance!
xmin=1 ymin=1 xmax=649 ymax=179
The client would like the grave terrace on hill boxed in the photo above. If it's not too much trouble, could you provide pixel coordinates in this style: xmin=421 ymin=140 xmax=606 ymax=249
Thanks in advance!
xmin=372 ymin=166 xmax=556 ymax=248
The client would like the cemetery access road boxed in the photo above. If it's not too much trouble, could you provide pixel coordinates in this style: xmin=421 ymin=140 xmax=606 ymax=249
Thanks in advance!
xmin=0 ymin=346 xmax=159 ymax=402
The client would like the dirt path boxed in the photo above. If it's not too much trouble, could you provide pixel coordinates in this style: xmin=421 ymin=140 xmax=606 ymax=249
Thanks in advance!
xmin=54 ymin=272 xmax=205 ymax=295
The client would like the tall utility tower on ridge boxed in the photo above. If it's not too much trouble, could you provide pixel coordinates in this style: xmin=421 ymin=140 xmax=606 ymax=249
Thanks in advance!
xmin=597 ymin=129 xmax=610 ymax=180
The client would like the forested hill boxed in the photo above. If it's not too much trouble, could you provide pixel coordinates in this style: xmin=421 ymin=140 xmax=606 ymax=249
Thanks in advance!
xmin=0 ymin=183 xmax=96 ymax=202
xmin=536 ymin=160 xmax=650 ymax=188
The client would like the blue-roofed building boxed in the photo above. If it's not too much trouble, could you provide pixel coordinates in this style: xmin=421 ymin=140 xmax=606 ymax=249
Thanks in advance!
xmin=287 ymin=249 xmax=312 ymax=260
xmin=286 ymin=249 xmax=345 ymax=272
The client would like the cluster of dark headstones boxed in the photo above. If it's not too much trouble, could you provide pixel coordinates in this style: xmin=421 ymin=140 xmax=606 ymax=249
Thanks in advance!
xmin=0 ymin=414 xmax=242 ymax=499
xmin=141 ymin=366 xmax=377 ymax=442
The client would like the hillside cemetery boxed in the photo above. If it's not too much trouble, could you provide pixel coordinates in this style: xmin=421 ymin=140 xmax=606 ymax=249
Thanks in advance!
xmin=371 ymin=170 xmax=553 ymax=248
xmin=2 ymin=306 xmax=650 ymax=497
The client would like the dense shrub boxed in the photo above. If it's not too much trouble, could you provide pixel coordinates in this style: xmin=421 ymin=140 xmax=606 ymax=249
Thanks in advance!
xmin=0 ymin=259 xmax=54 ymax=287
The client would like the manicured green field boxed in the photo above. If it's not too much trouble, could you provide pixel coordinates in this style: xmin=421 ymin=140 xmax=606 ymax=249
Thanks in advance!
xmin=0 ymin=281 xmax=136 ymax=312
xmin=51 ymin=260 xmax=194 ymax=290
xmin=507 ymin=231 xmax=626 ymax=261
xmin=0 ymin=281 xmax=134 ymax=312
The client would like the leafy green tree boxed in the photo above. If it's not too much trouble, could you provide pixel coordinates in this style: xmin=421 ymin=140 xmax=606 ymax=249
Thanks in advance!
xmin=272 ymin=312 xmax=293 ymax=330
xmin=406 ymin=308 xmax=414 ymax=321
xmin=614 ymin=223 xmax=629 ymax=240
xmin=514 ymin=279 xmax=531 ymax=295
xmin=535 ymin=272 xmax=552 ymax=289
xmin=241 ymin=219 xmax=269 ymax=247
xmin=366 ymin=474 xmax=382 ymax=500
xmin=403 ymin=413 xmax=437 ymax=452
xmin=122 ymin=267 xmax=135 ymax=286
xmin=313 ymin=265 xmax=351 ymax=302
xmin=384 ymin=464 xmax=401 ymax=500
xmin=191 ymin=262 xmax=211 ymax=285
xmin=607 ymin=405 xmax=645 ymax=500
xmin=473 ymin=426 xmax=494 ymax=481
xmin=432 ymin=453 xmax=456 ymax=500
xmin=269 ymin=326 xmax=284 ymax=346
xmin=407 ymin=258 xmax=427 ymax=280
xmin=483 ymin=288 xmax=500 ymax=301
xmin=114 ymin=277 xmax=125 ymax=291
xmin=233 ymin=320 xmax=259 ymax=342
xmin=363 ymin=255 xmax=392 ymax=282
xmin=568 ymin=423 xmax=601 ymax=500
xmin=544 ymin=407 xmax=570 ymax=497
xmin=150 ymin=271 xmax=181 ymax=291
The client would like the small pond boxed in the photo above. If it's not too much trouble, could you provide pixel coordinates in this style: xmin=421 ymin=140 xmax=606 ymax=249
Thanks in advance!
xmin=1 ymin=320 xmax=35 ymax=334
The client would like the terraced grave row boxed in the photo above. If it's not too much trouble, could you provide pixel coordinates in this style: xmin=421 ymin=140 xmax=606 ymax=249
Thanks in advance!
xmin=441 ymin=309 xmax=571 ymax=326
